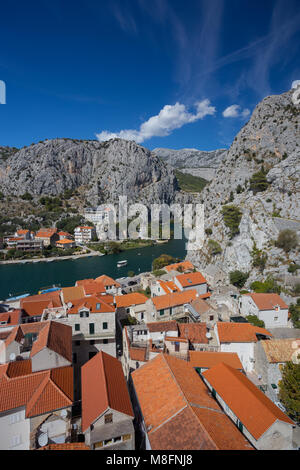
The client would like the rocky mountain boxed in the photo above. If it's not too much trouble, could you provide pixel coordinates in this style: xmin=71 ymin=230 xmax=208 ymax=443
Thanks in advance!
xmin=186 ymin=87 xmax=300 ymax=287
xmin=0 ymin=138 xmax=181 ymax=206
xmin=152 ymin=147 xmax=227 ymax=180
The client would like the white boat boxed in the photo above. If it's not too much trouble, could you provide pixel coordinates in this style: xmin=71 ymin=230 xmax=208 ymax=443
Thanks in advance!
xmin=117 ymin=260 xmax=128 ymax=267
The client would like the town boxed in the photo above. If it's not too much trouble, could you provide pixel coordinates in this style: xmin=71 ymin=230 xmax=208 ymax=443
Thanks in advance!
xmin=0 ymin=256 xmax=299 ymax=451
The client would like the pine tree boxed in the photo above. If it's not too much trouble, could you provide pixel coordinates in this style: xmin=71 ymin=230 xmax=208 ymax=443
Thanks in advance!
xmin=278 ymin=361 xmax=300 ymax=423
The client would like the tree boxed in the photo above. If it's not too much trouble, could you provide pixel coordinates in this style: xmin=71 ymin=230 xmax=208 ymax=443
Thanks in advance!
xmin=249 ymin=170 xmax=270 ymax=193
xmin=275 ymin=229 xmax=299 ymax=253
xmin=229 ymin=270 xmax=249 ymax=288
xmin=152 ymin=254 xmax=179 ymax=270
xmin=221 ymin=205 xmax=242 ymax=239
xmin=278 ymin=362 xmax=300 ymax=423
xmin=250 ymin=276 xmax=281 ymax=294
xmin=288 ymin=263 xmax=300 ymax=274
xmin=289 ymin=303 xmax=300 ymax=329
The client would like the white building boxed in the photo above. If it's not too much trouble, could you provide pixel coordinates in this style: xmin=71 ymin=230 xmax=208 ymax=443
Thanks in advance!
xmin=74 ymin=226 xmax=96 ymax=244
xmin=239 ymin=293 xmax=289 ymax=329
xmin=214 ymin=322 xmax=272 ymax=373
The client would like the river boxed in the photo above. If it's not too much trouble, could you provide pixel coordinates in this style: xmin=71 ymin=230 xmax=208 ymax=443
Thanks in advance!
xmin=0 ymin=234 xmax=188 ymax=300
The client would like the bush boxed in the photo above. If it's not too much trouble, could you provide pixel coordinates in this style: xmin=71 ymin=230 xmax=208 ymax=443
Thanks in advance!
xmin=152 ymin=269 xmax=167 ymax=277
xmin=152 ymin=254 xmax=179 ymax=270
xmin=205 ymin=228 xmax=212 ymax=236
xmin=288 ymin=263 xmax=300 ymax=274
xmin=275 ymin=229 xmax=299 ymax=253
xmin=221 ymin=205 xmax=242 ymax=239
xmin=246 ymin=315 xmax=265 ymax=328
xmin=208 ymin=239 xmax=222 ymax=256
xmin=229 ymin=270 xmax=249 ymax=288
xmin=289 ymin=303 xmax=300 ymax=329
xmin=21 ymin=192 xmax=33 ymax=201
xmin=250 ymin=276 xmax=281 ymax=294
xmin=127 ymin=271 xmax=135 ymax=277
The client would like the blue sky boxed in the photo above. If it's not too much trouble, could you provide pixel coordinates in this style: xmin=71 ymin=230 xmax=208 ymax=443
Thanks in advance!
xmin=0 ymin=0 xmax=299 ymax=151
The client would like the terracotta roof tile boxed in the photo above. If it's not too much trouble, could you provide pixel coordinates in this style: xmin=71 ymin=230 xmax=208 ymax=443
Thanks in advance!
xmin=158 ymin=280 xmax=179 ymax=294
xmin=94 ymin=275 xmax=121 ymax=288
xmin=67 ymin=296 xmax=115 ymax=314
xmin=62 ymin=286 xmax=85 ymax=304
xmin=164 ymin=261 xmax=194 ymax=273
xmin=217 ymin=322 xmax=272 ymax=343
xmin=0 ymin=365 xmax=73 ymax=417
xmin=81 ymin=351 xmax=133 ymax=432
xmin=189 ymin=351 xmax=243 ymax=370
xmin=115 ymin=292 xmax=148 ymax=308
xmin=178 ymin=323 xmax=208 ymax=344
xmin=244 ymin=293 xmax=288 ymax=310
xmin=21 ymin=300 xmax=54 ymax=317
xmin=21 ymin=291 xmax=62 ymax=309
xmin=151 ymin=290 xmax=198 ymax=310
xmin=147 ymin=321 xmax=178 ymax=333
xmin=202 ymin=363 xmax=294 ymax=440
xmin=175 ymin=271 xmax=208 ymax=287
xmin=132 ymin=354 xmax=253 ymax=450
xmin=30 ymin=321 xmax=72 ymax=362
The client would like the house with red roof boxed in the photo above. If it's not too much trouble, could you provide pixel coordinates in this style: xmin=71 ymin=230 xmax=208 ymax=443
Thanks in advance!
xmin=74 ymin=225 xmax=96 ymax=244
xmin=115 ymin=292 xmax=148 ymax=322
xmin=146 ymin=289 xmax=199 ymax=322
xmin=202 ymin=362 xmax=295 ymax=450
xmin=0 ymin=322 xmax=72 ymax=372
xmin=214 ymin=322 xmax=273 ymax=372
xmin=0 ymin=361 xmax=73 ymax=450
xmin=131 ymin=354 xmax=254 ymax=450
xmin=81 ymin=351 xmax=134 ymax=450
xmin=174 ymin=271 xmax=209 ymax=296
xmin=240 ymin=293 xmax=289 ymax=328
xmin=35 ymin=228 xmax=59 ymax=247
xmin=95 ymin=275 xmax=121 ymax=295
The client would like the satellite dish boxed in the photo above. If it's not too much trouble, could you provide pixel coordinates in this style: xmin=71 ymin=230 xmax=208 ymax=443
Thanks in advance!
xmin=56 ymin=312 xmax=62 ymax=318
xmin=67 ymin=302 xmax=73 ymax=309
xmin=206 ymin=332 xmax=212 ymax=339
xmin=38 ymin=432 xmax=48 ymax=448
xmin=60 ymin=409 xmax=68 ymax=418
xmin=9 ymin=353 xmax=16 ymax=361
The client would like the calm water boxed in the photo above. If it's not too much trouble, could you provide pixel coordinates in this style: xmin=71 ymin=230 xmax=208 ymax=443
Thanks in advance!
xmin=0 ymin=235 xmax=187 ymax=300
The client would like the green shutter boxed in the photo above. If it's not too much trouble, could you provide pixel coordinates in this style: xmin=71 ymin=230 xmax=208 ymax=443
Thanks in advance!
xmin=89 ymin=323 xmax=95 ymax=334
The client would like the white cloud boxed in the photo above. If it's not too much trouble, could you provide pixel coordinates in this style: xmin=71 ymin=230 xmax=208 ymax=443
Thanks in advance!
xmin=96 ymin=100 xmax=216 ymax=143
xmin=292 ymin=80 xmax=300 ymax=89
xmin=223 ymin=104 xmax=250 ymax=119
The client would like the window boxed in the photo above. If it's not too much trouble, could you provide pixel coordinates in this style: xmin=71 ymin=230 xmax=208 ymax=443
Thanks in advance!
xmin=9 ymin=412 xmax=21 ymax=424
xmin=73 ymin=353 xmax=77 ymax=364
xmin=140 ymin=312 xmax=144 ymax=320
xmin=10 ymin=435 xmax=21 ymax=448
xmin=159 ymin=309 xmax=164 ymax=316
xmin=96 ymin=303 xmax=100 ymax=310
xmin=209 ymin=315 xmax=214 ymax=321
xmin=274 ymin=316 xmax=278 ymax=322
xmin=103 ymin=339 xmax=108 ymax=344
xmin=89 ymin=323 xmax=95 ymax=334
xmin=75 ymin=324 xmax=80 ymax=331
xmin=103 ymin=322 xmax=108 ymax=330
xmin=105 ymin=413 xmax=113 ymax=424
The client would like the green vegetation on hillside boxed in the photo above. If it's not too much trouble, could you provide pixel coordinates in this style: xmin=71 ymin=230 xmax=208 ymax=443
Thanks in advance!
xmin=175 ymin=170 xmax=208 ymax=193
xmin=250 ymin=276 xmax=281 ymax=294
xmin=221 ymin=205 xmax=242 ymax=239
xmin=229 ymin=270 xmax=249 ymax=288
xmin=279 ymin=362 xmax=300 ymax=423
xmin=275 ymin=229 xmax=299 ymax=253
xmin=152 ymin=254 xmax=180 ymax=270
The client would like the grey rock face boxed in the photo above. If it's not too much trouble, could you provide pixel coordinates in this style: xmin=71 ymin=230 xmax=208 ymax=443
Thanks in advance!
xmin=0 ymin=138 xmax=180 ymax=205
xmin=152 ymin=147 xmax=227 ymax=180
xmin=187 ymin=88 xmax=300 ymax=282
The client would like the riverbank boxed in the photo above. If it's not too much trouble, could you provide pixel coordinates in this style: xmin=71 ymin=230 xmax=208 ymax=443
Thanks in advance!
xmin=0 ymin=250 xmax=104 ymax=265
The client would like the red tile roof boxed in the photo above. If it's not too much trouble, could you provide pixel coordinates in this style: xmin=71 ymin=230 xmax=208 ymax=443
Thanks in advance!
xmin=21 ymin=291 xmax=62 ymax=309
xmin=189 ymin=351 xmax=243 ymax=370
xmin=164 ymin=261 xmax=194 ymax=273
xmin=158 ymin=280 xmax=179 ymax=294
xmin=244 ymin=293 xmax=288 ymax=310
xmin=151 ymin=290 xmax=198 ymax=310
xmin=178 ymin=323 xmax=208 ymax=344
xmin=202 ymin=363 xmax=294 ymax=440
xmin=30 ymin=321 xmax=72 ymax=362
xmin=115 ymin=292 xmax=148 ymax=308
xmin=67 ymin=296 xmax=115 ymax=314
xmin=21 ymin=300 xmax=54 ymax=317
xmin=175 ymin=271 xmax=208 ymax=287
xmin=81 ymin=351 xmax=133 ymax=432
xmin=61 ymin=286 xmax=85 ymax=304
xmin=0 ymin=310 xmax=22 ymax=327
xmin=216 ymin=322 xmax=272 ymax=343
xmin=132 ymin=354 xmax=253 ymax=450
xmin=147 ymin=320 xmax=178 ymax=333
xmin=0 ymin=365 xmax=73 ymax=417
xmin=94 ymin=275 xmax=121 ymax=288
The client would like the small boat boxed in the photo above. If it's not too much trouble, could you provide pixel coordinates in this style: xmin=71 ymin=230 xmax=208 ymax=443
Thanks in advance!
xmin=38 ymin=286 xmax=61 ymax=295
xmin=117 ymin=260 xmax=128 ymax=267
xmin=6 ymin=293 xmax=30 ymax=302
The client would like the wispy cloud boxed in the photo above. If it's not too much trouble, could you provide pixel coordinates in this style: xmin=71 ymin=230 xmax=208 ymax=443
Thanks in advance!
xmin=111 ymin=1 xmax=138 ymax=34
xmin=96 ymin=100 xmax=216 ymax=143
